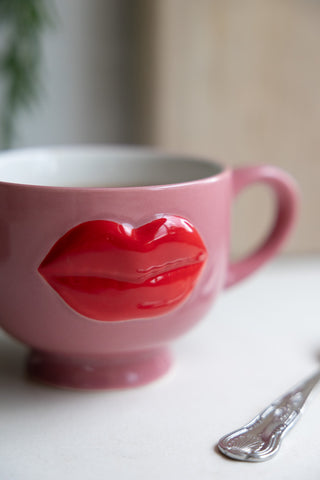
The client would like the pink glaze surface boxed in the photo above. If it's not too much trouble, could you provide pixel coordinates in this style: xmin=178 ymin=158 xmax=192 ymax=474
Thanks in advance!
xmin=27 ymin=347 xmax=172 ymax=389
xmin=0 ymin=147 xmax=298 ymax=388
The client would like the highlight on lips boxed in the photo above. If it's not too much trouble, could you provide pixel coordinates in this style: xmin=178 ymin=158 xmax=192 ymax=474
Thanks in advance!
xmin=38 ymin=215 xmax=208 ymax=322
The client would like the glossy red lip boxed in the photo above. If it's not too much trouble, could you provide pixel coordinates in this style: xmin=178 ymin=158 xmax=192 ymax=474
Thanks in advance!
xmin=38 ymin=216 xmax=207 ymax=321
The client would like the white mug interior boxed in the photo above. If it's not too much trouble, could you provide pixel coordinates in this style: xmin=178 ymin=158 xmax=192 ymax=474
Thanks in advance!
xmin=0 ymin=145 xmax=223 ymax=188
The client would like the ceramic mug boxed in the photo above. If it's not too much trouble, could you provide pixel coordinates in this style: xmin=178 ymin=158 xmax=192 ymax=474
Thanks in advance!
xmin=0 ymin=145 xmax=298 ymax=389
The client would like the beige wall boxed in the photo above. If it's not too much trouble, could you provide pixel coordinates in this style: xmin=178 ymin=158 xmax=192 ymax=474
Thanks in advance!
xmin=139 ymin=0 xmax=320 ymax=256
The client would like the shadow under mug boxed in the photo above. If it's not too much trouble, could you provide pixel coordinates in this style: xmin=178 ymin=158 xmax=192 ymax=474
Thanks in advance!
xmin=0 ymin=146 xmax=298 ymax=389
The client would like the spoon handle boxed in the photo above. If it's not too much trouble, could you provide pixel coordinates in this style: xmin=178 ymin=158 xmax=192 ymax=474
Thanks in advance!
xmin=218 ymin=370 xmax=320 ymax=462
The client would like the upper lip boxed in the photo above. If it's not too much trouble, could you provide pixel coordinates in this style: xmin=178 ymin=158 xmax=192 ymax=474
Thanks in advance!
xmin=38 ymin=216 xmax=207 ymax=321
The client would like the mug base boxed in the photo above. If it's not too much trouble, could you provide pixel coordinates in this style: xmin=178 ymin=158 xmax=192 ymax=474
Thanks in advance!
xmin=26 ymin=347 xmax=172 ymax=390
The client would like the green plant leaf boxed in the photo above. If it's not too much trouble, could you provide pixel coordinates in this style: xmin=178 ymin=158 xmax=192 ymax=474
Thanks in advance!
xmin=0 ymin=0 xmax=56 ymax=148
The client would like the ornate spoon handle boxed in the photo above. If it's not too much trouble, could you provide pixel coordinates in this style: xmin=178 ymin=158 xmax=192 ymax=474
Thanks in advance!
xmin=218 ymin=370 xmax=320 ymax=462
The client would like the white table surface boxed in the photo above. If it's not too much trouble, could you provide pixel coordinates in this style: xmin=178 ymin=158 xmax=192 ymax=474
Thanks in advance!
xmin=1 ymin=255 xmax=320 ymax=480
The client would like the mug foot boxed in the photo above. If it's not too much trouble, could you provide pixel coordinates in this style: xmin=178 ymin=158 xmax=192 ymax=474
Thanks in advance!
xmin=27 ymin=348 xmax=172 ymax=390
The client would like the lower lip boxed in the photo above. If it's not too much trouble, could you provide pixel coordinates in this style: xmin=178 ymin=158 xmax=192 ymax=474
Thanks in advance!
xmin=39 ymin=217 xmax=207 ymax=321
xmin=44 ymin=262 xmax=204 ymax=321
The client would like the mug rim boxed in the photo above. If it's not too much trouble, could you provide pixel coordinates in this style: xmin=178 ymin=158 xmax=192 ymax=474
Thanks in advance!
xmin=0 ymin=144 xmax=230 ymax=191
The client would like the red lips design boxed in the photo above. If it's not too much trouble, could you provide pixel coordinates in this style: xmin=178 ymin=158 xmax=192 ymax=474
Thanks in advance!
xmin=38 ymin=216 xmax=207 ymax=321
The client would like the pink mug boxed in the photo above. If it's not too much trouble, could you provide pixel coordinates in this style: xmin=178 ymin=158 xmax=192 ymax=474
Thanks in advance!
xmin=0 ymin=146 xmax=298 ymax=389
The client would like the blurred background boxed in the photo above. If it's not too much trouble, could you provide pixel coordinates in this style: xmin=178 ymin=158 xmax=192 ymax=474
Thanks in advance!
xmin=0 ymin=0 xmax=319 ymax=257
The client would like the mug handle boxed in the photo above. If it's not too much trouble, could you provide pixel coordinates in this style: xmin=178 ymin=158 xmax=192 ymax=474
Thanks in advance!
xmin=225 ymin=165 xmax=299 ymax=288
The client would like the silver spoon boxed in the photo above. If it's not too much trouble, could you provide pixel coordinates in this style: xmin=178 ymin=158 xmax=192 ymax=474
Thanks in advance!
xmin=218 ymin=369 xmax=320 ymax=462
